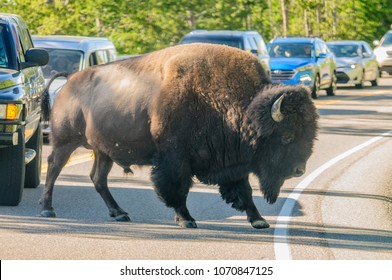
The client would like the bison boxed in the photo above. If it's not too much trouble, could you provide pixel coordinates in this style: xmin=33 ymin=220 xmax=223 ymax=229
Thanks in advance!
xmin=40 ymin=43 xmax=318 ymax=229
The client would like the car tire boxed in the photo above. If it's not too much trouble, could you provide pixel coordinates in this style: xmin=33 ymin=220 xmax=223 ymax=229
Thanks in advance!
xmin=370 ymin=69 xmax=380 ymax=86
xmin=311 ymin=74 xmax=320 ymax=99
xmin=355 ymin=72 xmax=365 ymax=89
xmin=25 ymin=122 xmax=42 ymax=188
xmin=0 ymin=129 xmax=26 ymax=206
xmin=326 ymin=72 xmax=337 ymax=96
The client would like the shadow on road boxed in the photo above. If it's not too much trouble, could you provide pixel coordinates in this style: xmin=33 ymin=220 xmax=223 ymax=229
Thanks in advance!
xmin=1 ymin=180 xmax=391 ymax=256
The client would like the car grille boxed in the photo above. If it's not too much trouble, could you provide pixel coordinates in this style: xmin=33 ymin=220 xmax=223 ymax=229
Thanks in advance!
xmin=271 ymin=70 xmax=295 ymax=80
xmin=336 ymin=71 xmax=350 ymax=83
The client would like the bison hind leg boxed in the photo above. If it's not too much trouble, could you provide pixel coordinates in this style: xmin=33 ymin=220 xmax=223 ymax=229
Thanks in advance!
xmin=219 ymin=178 xmax=270 ymax=229
xmin=151 ymin=152 xmax=196 ymax=228
xmin=90 ymin=150 xmax=131 ymax=222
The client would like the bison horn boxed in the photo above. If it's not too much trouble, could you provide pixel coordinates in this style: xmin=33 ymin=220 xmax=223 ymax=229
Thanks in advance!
xmin=271 ymin=94 xmax=284 ymax=122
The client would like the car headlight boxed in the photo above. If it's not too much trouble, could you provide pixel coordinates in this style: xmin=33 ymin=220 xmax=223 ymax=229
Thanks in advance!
xmin=350 ymin=63 xmax=360 ymax=69
xmin=296 ymin=64 xmax=314 ymax=72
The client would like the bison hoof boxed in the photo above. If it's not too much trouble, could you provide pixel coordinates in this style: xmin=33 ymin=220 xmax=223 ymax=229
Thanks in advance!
xmin=251 ymin=220 xmax=270 ymax=229
xmin=40 ymin=210 xmax=56 ymax=218
xmin=178 ymin=220 xmax=198 ymax=229
xmin=115 ymin=214 xmax=131 ymax=222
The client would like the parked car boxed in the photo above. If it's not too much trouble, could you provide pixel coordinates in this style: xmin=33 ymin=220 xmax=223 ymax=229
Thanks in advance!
xmin=327 ymin=40 xmax=379 ymax=88
xmin=0 ymin=13 xmax=48 ymax=206
xmin=373 ymin=29 xmax=392 ymax=76
xmin=267 ymin=37 xmax=336 ymax=99
xmin=179 ymin=30 xmax=271 ymax=78
xmin=32 ymin=35 xmax=117 ymax=135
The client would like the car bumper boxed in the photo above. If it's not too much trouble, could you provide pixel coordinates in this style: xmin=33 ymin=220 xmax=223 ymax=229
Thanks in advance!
xmin=0 ymin=132 xmax=18 ymax=146
xmin=378 ymin=57 xmax=392 ymax=74
xmin=336 ymin=67 xmax=362 ymax=84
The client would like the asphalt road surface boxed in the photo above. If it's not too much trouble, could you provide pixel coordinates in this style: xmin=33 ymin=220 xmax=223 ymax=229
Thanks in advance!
xmin=1 ymin=78 xmax=391 ymax=260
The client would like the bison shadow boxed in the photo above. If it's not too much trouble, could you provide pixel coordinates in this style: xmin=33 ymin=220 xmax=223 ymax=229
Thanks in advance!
xmin=1 ymin=179 xmax=392 ymax=258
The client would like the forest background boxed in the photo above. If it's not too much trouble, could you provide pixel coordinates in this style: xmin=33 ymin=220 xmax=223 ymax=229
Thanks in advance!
xmin=1 ymin=0 xmax=392 ymax=55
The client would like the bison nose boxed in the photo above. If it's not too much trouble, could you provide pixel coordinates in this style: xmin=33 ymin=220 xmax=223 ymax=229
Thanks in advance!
xmin=293 ymin=166 xmax=305 ymax=177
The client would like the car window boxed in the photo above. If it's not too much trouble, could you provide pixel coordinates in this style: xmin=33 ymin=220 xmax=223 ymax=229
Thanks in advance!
xmin=362 ymin=42 xmax=373 ymax=54
xmin=180 ymin=37 xmax=243 ymax=49
xmin=315 ymin=41 xmax=323 ymax=57
xmin=0 ymin=25 xmax=11 ymax=69
xmin=248 ymin=37 xmax=258 ymax=52
xmin=269 ymin=43 xmax=312 ymax=58
xmin=41 ymin=49 xmax=83 ymax=78
xmin=255 ymin=36 xmax=268 ymax=56
xmin=318 ymin=41 xmax=328 ymax=54
xmin=327 ymin=44 xmax=360 ymax=57
xmin=107 ymin=48 xmax=117 ymax=62
xmin=380 ymin=32 xmax=392 ymax=46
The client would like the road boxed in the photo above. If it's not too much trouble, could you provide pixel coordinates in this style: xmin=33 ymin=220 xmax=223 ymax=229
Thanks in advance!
xmin=1 ymin=78 xmax=391 ymax=260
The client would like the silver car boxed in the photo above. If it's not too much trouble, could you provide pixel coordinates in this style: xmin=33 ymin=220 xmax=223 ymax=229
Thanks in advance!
xmin=373 ymin=30 xmax=392 ymax=76
xmin=327 ymin=40 xmax=379 ymax=88
xmin=32 ymin=35 xmax=117 ymax=136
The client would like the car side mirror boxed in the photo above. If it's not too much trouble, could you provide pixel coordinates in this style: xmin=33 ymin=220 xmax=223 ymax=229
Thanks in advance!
xmin=362 ymin=52 xmax=371 ymax=58
xmin=317 ymin=53 xmax=327 ymax=58
xmin=21 ymin=48 xmax=49 ymax=69
xmin=373 ymin=40 xmax=380 ymax=47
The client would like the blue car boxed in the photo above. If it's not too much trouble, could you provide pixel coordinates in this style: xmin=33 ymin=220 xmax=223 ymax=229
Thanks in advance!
xmin=267 ymin=37 xmax=337 ymax=98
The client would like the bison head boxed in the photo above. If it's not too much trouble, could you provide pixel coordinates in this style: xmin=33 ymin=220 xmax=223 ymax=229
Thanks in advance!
xmin=247 ymin=84 xmax=318 ymax=204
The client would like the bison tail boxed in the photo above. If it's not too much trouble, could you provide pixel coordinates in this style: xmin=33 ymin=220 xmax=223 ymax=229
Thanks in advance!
xmin=41 ymin=72 xmax=71 ymax=122
xmin=123 ymin=167 xmax=134 ymax=176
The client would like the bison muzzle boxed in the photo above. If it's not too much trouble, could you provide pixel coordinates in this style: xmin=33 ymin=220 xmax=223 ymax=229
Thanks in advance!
xmin=40 ymin=43 xmax=318 ymax=229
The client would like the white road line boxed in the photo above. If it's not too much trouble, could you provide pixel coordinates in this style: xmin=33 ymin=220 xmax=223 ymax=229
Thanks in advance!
xmin=273 ymin=129 xmax=392 ymax=260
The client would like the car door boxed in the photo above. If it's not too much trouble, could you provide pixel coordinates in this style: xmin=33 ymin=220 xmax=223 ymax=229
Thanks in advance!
xmin=317 ymin=40 xmax=335 ymax=88
xmin=12 ymin=19 xmax=44 ymax=141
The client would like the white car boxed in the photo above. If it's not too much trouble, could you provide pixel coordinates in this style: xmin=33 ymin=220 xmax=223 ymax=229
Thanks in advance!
xmin=32 ymin=35 xmax=117 ymax=135
xmin=373 ymin=30 xmax=392 ymax=76
xmin=327 ymin=40 xmax=379 ymax=88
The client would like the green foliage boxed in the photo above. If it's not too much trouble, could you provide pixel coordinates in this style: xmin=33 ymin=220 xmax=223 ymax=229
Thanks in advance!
xmin=1 ymin=0 xmax=391 ymax=54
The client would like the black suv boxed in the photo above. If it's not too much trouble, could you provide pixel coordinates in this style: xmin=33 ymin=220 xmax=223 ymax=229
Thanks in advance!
xmin=179 ymin=30 xmax=271 ymax=78
xmin=0 ymin=13 xmax=48 ymax=206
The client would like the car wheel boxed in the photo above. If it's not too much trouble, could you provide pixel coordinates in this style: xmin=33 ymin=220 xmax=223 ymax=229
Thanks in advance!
xmin=311 ymin=74 xmax=320 ymax=99
xmin=326 ymin=72 xmax=337 ymax=96
xmin=25 ymin=123 xmax=43 ymax=188
xmin=355 ymin=71 xmax=365 ymax=89
xmin=370 ymin=69 xmax=380 ymax=86
xmin=0 ymin=129 xmax=26 ymax=206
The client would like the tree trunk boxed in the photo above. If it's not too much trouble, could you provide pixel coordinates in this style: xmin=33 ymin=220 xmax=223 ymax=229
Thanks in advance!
xmin=280 ymin=0 xmax=289 ymax=36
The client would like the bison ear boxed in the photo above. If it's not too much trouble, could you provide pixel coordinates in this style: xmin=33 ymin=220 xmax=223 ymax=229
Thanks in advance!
xmin=271 ymin=94 xmax=284 ymax=122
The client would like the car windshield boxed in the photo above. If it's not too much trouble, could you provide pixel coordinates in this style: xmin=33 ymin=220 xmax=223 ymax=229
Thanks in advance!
xmin=181 ymin=37 xmax=243 ymax=49
xmin=268 ymin=43 xmax=313 ymax=58
xmin=327 ymin=44 xmax=360 ymax=57
xmin=41 ymin=48 xmax=84 ymax=78
xmin=380 ymin=33 xmax=392 ymax=47
xmin=0 ymin=24 xmax=15 ymax=70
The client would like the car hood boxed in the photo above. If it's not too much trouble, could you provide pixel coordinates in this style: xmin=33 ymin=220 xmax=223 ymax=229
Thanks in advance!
xmin=335 ymin=57 xmax=361 ymax=67
xmin=0 ymin=69 xmax=23 ymax=92
xmin=373 ymin=45 xmax=392 ymax=56
xmin=269 ymin=58 xmax=313 ymax=70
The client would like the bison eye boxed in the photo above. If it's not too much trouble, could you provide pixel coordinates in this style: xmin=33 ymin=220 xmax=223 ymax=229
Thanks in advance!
xmin=282 ymin=134 xmax=294 ymax=145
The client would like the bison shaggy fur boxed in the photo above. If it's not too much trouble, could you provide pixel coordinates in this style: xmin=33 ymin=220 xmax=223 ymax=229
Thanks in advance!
xmin=40 ymin=43 xmax=318 ymax=229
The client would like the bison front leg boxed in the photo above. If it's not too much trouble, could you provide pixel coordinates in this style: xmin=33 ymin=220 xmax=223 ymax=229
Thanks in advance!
xmin=40 ymin=143 xmax=77 ymax=217
xmin=151 ymin=153 xmax=196 ymax=228
xmin=90 ymin=150 xmax=130 ymax=222
xmin=219 ymin=177 xmax=270 ymax=229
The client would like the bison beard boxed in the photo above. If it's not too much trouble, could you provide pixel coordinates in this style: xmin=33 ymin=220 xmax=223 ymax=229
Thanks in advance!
xmin=40 ymin=43 xmax=318 ymax=229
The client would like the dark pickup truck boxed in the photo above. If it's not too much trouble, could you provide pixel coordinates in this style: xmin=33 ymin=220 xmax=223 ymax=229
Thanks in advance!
xmin=0 ymin=13 xmax=48 ymax=206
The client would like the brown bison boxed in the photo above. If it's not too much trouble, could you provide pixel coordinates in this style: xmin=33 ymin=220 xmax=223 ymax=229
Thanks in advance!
xmin=40 ymin=43 xmax=318 ymax=229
